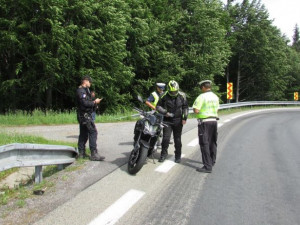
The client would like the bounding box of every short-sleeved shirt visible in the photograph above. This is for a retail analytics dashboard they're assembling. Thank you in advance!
[193,91,219,119]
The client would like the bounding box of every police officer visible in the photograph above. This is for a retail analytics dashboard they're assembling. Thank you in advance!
[145,83,166,148]
[156,80,189,163]
[145,83,166,110]
[76,76,105,161]
[193,80,219,173]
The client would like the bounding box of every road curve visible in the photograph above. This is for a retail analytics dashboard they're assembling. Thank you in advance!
[188,110,300,225]
[31,108,300,225]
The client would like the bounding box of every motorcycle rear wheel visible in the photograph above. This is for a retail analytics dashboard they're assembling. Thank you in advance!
[128,146,148,174]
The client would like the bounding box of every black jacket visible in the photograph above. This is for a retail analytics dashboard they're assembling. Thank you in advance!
[76,86,95,117]
[156,91,189,123]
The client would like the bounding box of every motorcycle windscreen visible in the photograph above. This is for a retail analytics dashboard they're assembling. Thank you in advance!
[148,115,157,126]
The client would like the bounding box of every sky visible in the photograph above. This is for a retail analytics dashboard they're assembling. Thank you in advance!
[221,0,300,42]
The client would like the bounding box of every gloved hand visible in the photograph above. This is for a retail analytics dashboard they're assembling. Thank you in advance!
[166,112,174,117]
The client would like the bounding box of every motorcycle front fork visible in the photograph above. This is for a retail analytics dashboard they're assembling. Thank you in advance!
[134,131,159,164]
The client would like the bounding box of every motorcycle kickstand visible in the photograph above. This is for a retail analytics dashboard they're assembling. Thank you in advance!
[151,152,156,164]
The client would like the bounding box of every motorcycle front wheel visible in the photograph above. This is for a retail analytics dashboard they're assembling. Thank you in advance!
[128,146,148,174]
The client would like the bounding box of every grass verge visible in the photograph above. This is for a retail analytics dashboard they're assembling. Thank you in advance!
[1,106,299,126]
[0,109,137,126]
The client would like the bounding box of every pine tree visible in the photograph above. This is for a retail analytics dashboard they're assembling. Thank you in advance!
[292,24,300,52]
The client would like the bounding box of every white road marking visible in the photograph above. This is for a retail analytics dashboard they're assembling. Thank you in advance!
[224,119,231,123]
[231,111,257,119]
[188,138,198,147]
[155,154,185,173]
[218,123,223,128]
[88,189,145,225]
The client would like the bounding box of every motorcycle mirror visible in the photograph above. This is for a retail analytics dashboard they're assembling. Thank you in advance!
[137,95,144,103]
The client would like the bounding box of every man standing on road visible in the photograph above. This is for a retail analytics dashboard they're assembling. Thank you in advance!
[156,80,189,163]
[145,83,166,110]
[76,76,105,161]
[193,80,219,173]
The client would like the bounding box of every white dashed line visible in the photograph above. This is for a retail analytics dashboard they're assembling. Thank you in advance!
[155,154,185,173]
[88,189,145,225]
[188,138,198,147]
[218,123,224,128]
[224,119,231,123]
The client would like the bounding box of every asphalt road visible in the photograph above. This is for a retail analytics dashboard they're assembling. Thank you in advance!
[32,108,300,225]
[188,110,300,225]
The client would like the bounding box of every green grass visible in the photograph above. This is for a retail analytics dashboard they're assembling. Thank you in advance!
[0,109,137,126]
[97,111,138,123]
[0,179,55,208]
[1,106,299,126]
[0,132,77,147]
[0,168,19,180]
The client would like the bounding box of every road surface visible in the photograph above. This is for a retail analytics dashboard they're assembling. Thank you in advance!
[31,108,300,225]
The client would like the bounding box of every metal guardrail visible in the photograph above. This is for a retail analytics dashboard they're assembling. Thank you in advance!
[218,101,300,109]
[131,101,300,117]
[188,101,300,113]
[0,143,78,183]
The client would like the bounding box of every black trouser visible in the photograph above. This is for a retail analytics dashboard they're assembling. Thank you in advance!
[78,121,98,153]
[198,121,218,170]
[161,122,183,159]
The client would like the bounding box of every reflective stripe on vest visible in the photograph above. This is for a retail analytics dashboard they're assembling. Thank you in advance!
[152,92,159,107]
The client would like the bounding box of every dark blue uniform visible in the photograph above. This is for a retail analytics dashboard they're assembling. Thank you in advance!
[76,86,98,156]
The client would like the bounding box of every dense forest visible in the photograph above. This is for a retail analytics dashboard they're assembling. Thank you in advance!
[1,0,300,113]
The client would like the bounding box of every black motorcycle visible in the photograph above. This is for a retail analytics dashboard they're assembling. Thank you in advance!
[127,102,167,174]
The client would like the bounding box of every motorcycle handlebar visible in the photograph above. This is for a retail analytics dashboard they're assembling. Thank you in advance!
[133,107,169,127]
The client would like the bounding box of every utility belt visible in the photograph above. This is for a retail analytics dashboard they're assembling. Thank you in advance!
[197,117,218,125]
[79,112,92,124]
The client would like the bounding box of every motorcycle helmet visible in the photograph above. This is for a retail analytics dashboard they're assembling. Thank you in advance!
[168,80,179,97]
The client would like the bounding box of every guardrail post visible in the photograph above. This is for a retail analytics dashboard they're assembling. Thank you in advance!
[57,164,64,171]
[35,166,43,183]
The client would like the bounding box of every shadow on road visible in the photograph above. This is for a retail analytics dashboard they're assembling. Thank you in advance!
[181,158,203,170]
[119,142,134,146]
[67,135,78,139]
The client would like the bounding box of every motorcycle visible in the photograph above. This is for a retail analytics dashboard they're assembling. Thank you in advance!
[127,97,169,174]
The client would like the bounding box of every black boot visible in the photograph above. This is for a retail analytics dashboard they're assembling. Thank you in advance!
[158,156,166,162]
[78,149,90,159]
[90,150,105,161]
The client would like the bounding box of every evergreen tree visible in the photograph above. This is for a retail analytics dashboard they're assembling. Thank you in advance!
[292,24,300,52]
[1,0,300,113]
[226,0,291,102]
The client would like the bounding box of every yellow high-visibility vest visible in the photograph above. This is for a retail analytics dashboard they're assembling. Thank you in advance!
[193,92,219,119]
[152,92,159,107]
